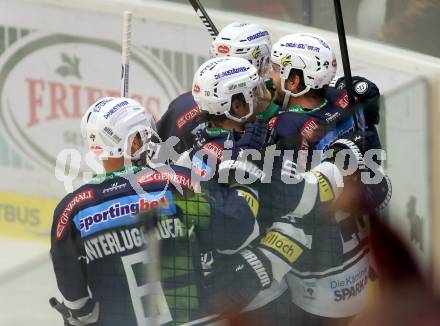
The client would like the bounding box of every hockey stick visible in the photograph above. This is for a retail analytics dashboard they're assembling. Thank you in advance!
[188,0,218,40]
[333,0,362,133]
[49,297,71,326]
[121,11,133,98]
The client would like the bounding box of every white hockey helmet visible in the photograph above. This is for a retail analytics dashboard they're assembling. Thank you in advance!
[192,57,262,122]
[271,33,337,98]
[211,22,272,78]
[81,97,155,159]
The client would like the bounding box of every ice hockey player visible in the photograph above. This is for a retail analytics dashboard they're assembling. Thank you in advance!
[211,136,392,325]
[244,32,390,324]
[50,97,266,325]
[268,33,382,168]
[156,21,273,159]
[191,53,392,325]
[190,56,272,168]
[189,55,367,325]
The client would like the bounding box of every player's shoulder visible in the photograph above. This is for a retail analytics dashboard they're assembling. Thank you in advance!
[167,91,197,114]
[189,125,231,156]
[198,133,229,161]
[54,183,97,215]
[159,91,202,131]
[136,164,194,193]
[271,109,307,134]
[52,182,98,240]
[171,90,194,104]
[325,87,351,111]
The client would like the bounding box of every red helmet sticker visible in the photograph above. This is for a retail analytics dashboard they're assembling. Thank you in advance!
[217,44,230,54]
[193,84,201,93]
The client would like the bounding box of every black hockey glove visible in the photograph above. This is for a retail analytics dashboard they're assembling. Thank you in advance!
[229,120,270,159]
[334,76,380,101]
[323,135,365,171]
[204,248,273,314]
[324,135,391,212]
[49,297,83,326]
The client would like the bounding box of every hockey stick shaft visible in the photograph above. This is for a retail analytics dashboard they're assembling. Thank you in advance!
[333,0,355,107]
[333,0,365,137]
[121,11,132,98]
[188,0,218,39]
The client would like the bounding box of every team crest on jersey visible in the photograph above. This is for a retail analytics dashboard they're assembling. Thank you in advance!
[56,189,95,240]
[303,282,317,300]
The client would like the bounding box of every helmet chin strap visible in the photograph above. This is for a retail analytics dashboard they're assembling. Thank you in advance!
[282,92,290,110]
[280,77,311,109]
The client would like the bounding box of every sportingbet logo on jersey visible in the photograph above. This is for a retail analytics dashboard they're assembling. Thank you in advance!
[74,191,176,237]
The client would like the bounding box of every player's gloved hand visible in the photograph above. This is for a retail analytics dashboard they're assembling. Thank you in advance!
[204,248,273,314]
[334,76,380,101]
[365,169,392,211]
[323,134,365,169]
[49,298,86,326]
[324,135,392,212]
[228,120,269,159]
